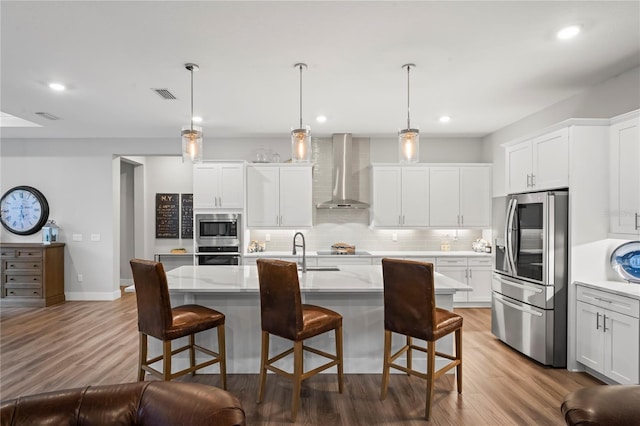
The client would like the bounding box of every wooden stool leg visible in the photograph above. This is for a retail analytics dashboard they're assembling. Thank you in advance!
[455,328,462,394]
[336,325,344,393]
[380,329,392,400]
[291,340,304,422]
[138,333,147,381]
[218,324,227,390]
[406,335,413,374]
[425,340,436,421]
[256,331,269,403]
[189,334,196,376]
[163,340,172,381]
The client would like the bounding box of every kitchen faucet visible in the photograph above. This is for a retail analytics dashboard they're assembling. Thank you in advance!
[292,232,306,273]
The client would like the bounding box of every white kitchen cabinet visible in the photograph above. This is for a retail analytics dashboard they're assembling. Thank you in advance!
[576,285,639,384]
[609,111,640,237]
[505,128,569,194]
[371,166,429,227]
[436,257,492,305]
[246,165,312,228]
[193,162,244,209]
[429,166,491,228]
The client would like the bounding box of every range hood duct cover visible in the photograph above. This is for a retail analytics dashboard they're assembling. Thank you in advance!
[316,133,370,209]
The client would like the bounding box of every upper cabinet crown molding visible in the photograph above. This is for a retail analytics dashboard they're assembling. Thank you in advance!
[500,118,611,149]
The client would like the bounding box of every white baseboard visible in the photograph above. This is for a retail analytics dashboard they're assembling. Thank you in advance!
[65,290,122,301]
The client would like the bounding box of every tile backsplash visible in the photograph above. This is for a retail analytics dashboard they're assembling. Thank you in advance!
[246,137,485,253]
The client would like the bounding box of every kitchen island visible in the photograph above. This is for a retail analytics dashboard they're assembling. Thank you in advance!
[129,264,471,373]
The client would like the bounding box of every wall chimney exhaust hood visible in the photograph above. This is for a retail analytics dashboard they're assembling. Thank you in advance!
[316,133,370,209]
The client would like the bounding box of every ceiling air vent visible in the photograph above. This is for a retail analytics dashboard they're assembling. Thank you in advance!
[152,88,177,100]
[35,112,60,120]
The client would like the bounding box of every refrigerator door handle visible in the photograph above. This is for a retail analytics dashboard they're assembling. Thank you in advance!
[493,294,543,317]
[505,198,518,274]
[494,275,543,293]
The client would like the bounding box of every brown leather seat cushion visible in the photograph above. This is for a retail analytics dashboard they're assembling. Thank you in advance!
[1,381,245,426]
[165,304,225,340]
[433,308,463,340]
[297,304,343,340]
[561,385,640,426]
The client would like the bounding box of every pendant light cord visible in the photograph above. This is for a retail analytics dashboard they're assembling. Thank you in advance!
[190,67,194,132]
[406,64,411,130]
[299,64,303,129]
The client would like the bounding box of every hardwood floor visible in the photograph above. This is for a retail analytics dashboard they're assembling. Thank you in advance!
[1,293,602,425]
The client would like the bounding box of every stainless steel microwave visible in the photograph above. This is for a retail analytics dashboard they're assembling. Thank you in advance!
[195,213,240,247]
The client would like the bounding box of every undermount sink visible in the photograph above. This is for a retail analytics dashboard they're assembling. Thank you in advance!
[298,266,340,272]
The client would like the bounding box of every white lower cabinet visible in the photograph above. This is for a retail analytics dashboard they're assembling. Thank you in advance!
[436,257,492,306]
[576,285,639,384]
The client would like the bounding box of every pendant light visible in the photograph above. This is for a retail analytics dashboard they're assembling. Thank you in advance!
[399,63,419,163]
[181,63,203,163]
[291,63,311,163]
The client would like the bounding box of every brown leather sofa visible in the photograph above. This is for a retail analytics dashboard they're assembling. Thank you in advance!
[0,381,245,426]
[561,385,640,425]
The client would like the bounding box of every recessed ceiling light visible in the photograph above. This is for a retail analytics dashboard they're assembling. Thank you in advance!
[316,115,327,123]
[557,25,581,40]
[48,82,65,91]
[192,116,203,123]
[439,116,451,123]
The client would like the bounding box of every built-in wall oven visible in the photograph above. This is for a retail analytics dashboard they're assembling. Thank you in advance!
[195,213,241,266]
[491,190,568,367]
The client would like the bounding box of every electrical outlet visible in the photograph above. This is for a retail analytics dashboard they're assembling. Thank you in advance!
[72,233,82,242]
[265,233,271,242]
[392,233,398,242]
[77,274,83,282]
[90,233,100,241]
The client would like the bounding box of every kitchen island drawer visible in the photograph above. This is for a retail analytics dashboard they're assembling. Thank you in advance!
[468,257,492,267]
[0,249,16,259]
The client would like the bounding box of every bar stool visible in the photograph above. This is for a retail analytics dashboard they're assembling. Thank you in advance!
[380,258,463,420]
[255,258,343,422]
[129,259,226,388]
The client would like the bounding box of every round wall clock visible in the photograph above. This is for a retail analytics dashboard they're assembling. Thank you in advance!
[0,186,50,235]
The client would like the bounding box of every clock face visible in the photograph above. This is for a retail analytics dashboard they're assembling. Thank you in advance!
[0,186,50,235]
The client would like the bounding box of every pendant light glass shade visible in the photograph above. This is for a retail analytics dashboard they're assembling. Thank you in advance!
[399,128,419,163]
[291,63,311,163]
[399,63,419,163]
[182,63,203,163]
[182,125,203,163]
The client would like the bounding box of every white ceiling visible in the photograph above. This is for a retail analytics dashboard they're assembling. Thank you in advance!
[1,1,639,140]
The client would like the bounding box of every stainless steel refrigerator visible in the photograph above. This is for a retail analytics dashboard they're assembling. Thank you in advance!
[491,190,568,367]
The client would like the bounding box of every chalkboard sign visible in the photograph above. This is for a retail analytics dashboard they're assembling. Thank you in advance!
[155,193,179,238]
[181,193,193,239]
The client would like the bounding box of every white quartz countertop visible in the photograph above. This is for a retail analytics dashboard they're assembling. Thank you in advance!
[135,265,472,294]
[243,250,491,258]
[574,279,640,300]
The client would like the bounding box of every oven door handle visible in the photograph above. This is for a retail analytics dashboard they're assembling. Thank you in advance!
[494,275,543,294]
[493,294,543,317]
[196,253,241,256]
